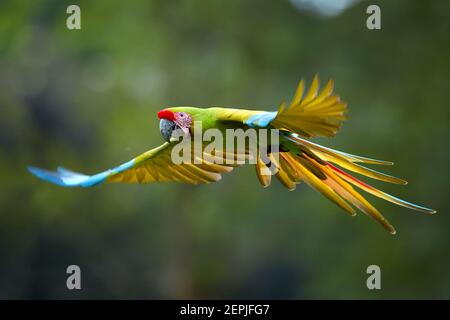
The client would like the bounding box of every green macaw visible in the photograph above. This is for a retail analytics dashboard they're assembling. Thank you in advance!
[29,76,435,234]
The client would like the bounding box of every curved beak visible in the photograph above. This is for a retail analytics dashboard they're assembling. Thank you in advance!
[159,118,176,142]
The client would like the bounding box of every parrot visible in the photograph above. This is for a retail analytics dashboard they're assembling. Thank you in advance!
[28,75,435,234]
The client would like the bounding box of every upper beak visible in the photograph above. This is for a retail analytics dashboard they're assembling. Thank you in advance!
[159,118,176,142]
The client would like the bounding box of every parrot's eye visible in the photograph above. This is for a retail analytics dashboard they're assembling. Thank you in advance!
[159,118,176,142]
[174,112,193,129]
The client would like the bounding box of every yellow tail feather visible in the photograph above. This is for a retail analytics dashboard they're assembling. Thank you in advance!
[254,136,435,233]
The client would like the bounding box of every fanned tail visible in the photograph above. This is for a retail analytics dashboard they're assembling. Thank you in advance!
[255,133,435,234]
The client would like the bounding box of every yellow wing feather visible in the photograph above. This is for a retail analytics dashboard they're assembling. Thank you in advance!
[271,75,348,137]
[107,142,236,184]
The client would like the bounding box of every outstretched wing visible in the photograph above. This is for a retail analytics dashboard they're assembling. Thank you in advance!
[244,75,347,137]
[28,142,237,187]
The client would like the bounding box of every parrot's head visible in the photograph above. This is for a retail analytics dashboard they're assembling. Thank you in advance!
[157,108,193,142]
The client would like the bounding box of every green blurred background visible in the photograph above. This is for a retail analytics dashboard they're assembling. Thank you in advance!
[0,0,449,299]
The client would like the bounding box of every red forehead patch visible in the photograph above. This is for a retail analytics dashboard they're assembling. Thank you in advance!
[157,109,175,121]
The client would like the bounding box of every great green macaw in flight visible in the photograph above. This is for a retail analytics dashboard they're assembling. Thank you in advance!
[28,76,435,234]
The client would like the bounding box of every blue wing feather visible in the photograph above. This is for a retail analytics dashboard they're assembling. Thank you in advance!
[244,112,277,128]
[28,159,136,187]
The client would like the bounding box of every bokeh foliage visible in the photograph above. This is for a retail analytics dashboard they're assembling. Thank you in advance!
[0,0,449,299]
